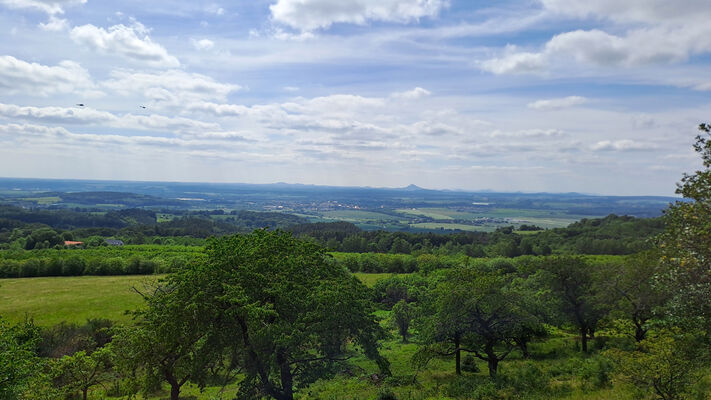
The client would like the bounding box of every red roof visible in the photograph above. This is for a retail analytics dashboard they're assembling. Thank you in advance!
[64,241,84,246]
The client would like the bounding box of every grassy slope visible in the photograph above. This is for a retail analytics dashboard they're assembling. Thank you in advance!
[0,273,673,399]
[0,273,388,325]
[0,275,157,325]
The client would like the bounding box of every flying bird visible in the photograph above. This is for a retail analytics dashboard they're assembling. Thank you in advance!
[76,103,85,107]
[139,105,146,109]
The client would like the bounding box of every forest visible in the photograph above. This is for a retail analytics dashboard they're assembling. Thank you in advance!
[1,125,710,400]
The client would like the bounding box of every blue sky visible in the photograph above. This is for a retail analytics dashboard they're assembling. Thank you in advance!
[0,0,709,195]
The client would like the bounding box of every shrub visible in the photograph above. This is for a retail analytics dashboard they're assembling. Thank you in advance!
[461,355,480,373]
[374,387,398,400]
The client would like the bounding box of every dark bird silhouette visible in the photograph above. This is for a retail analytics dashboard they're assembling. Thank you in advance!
[139,105,146,109]
[76,103,85,107]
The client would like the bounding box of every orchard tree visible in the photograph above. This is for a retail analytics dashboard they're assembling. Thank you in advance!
[608,252,667,342]
[179,230,390,400]
[416,267,536,377]
[112,275,219,400]
[391,300,413,343]
[542,257,608,352]
[52,348,113,400]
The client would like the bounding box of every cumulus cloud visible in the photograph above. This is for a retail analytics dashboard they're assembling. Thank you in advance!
[479,46,546,74]
[38,15,68,31]
[103,70,240,104]
[270,0,449,31]
[481,0,711,75]
[0,103,115,124]
[0,103,219,133]
[70,22,180,68]
[489,129,565,138]
[0,55,97,96]
[590,140,658,152]
[541,0,711,23]
[527,96,587,110]
[0,0,85,14]
[391,87,431,100]
[191,38,215,51]
[482,25,711,74]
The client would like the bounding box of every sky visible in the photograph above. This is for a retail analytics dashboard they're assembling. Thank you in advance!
[0,0,709,196]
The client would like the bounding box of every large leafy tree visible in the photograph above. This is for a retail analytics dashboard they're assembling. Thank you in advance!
[657,123,711,332]
[542,257,608,352]
[112,275,219,400]
[607,252,668,342]
[416,267,537,377]
[176,230,389,400]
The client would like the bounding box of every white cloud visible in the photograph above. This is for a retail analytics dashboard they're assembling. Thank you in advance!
[0,0,85,14]
[528,96,587,110]
[0,103,115,124]
[0,103,220,133]
[482,24,711,74]
[70,22,180,68]
[479,47,546,74]
[489,129,565,138]
[391,87,431,100]
[205,3,224,16]
[590,140,658,152]
[191,38,215,51]
[38,15,68,31]
[0,55,97,97]
[540,0,711,24]
[103,70,240,104]
[270,0,449,31]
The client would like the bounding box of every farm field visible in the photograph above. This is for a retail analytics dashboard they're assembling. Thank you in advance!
[0,273,391,325]
[0,275,155,325]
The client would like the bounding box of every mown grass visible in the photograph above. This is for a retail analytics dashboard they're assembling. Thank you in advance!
[0,273,393,326]
[0,275,159,325]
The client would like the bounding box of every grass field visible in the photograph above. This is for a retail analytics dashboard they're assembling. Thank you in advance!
[410,222,497,232]
[0,275,157,325]
[0,273,392,325]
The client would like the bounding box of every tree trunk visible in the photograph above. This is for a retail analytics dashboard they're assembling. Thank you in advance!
[165,372,181,400]
[278,351,294,400]
[454,335,461,375]
[485,343,498,378]
[516,339,530,359]
[580,325,588,353]
[488,358,499,378]
[634,319,647,342]
[170,383,180,400]
[82,387,88,400]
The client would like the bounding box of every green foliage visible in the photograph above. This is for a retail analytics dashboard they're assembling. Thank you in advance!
[539,256,609,352]
[149,230,391,400]
[51,347,114,400]
[0,317,41,400]
[416,266,539,377]
[657,123,711,332]
[606,330,708,400]
[390,300,413,343]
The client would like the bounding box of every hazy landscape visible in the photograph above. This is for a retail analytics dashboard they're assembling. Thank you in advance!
[2,1,711,400]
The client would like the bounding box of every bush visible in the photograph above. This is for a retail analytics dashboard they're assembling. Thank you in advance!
[374,387,398,400]
[461,355,480,373]
[62,256,86,276]
[506,362,549,393]
[578,355,613,389]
